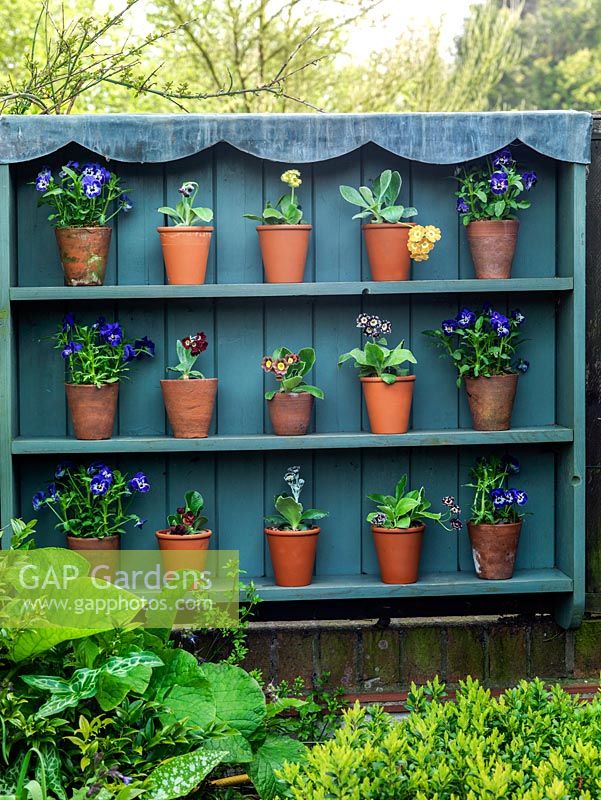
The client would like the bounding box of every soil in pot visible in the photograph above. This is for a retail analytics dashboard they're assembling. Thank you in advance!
[468,520,522,580]
[268,392,314,435]
[360,376,415,434]
[257,224,312,283]
[55,227,112,286]
[362,223,411,281]
[65,383,119,440]
[464,373,518,431]
[265,527,319,586]
[372,525,424,584]
[466,219,519,279]
[157,226,214,285]
[156,529,212,574]
[161,378,218,438]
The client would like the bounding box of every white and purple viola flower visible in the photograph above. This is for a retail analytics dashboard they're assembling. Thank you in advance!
[522,171,538,191]
[492,148,514,169]
[490,171,509,195]
[129,471,151,493]
[456,308,476,329]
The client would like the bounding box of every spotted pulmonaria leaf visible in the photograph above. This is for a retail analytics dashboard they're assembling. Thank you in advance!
[145,748,226,800]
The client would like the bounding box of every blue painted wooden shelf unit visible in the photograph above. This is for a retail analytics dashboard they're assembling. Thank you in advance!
[0,112,590,628]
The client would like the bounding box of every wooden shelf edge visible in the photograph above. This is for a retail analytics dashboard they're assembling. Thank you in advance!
[11,427,574,454]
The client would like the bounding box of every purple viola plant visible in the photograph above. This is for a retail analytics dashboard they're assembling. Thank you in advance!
[424,303,528,386]
[467,455,528,525]
[454,146,538,225]
[54,313,154,388]
[34,462,150,539]
[33,161,132,228]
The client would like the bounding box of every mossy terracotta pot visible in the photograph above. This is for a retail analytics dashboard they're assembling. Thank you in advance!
[157,226,214,285]
[268,392,314,435]
[55,226,112,286]
[65,383,119,440]
[372,524,424,584]
[265,527,319,586]
[156,529,212,573]
[257,224,312,283]
[161,378,217,438]
[468,520,522,580]
[360,376,415,434]
[66,534,120,552]
[464,373,518,431]
[362,223,411,281]
[466,219,519,279]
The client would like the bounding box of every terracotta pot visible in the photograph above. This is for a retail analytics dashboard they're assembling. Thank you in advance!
[362,223,411,281]
[265,527,319,587]
[464,373,518,431]
[268,392,314,436]
[161,378,217,438]
[466,219,519,279]
[468,520,522,580]
[360,376,415,434]
[157,226,214,285]
[257,224,311,283]
[65,383,118,440]
[372,525,424,584]
[66,534,120,551]
[55,227,112,286]
[156,528,212,574]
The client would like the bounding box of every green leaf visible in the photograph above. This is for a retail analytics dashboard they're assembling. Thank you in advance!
[249,735,306,800]
[395,475,408,499]
[185,490,204,515]
[264,390,277,401]
[338,348,368,366]
[199,662,266,739]
[402,207,418,218]
[157,206,178,217]
[274,496,304,531]
[359,186,375,205]
[364,342,385,369]
[201,732,253,764]
[384,171,401,204]
[281,376,303,391]
[243,214,263,221]
[297,347,315,375]
[301,509,328,521]
[295,385,324,399]
[96,665,152,711]
[339,185,369,208]
[263,207,285,221]
[191,207,213,223]
[386,344,417,367]
[145,748,225,800]
[381,372,397,385]
[380,206,404,223]
[375,170,391,201]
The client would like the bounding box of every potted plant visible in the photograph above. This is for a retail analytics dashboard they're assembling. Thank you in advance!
[33,162,132,286]
[367,475,461,584]
[161,331,217,438]
[54,313,155,440]
[262,347,324,435]
[244,169,311,283]
[339,169,442,281]
[455,147,538,278]
[339,314,417,434]
[424,304,529,431]
[33,461,150,551]
[156,491,212,553]
[463,455,528,579]
[157,181,214,285]
[264,466,328,587]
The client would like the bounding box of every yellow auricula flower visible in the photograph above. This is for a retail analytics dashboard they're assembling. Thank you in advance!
[281,169,302,188]
[424,225,442,242]
[408,225,424,242]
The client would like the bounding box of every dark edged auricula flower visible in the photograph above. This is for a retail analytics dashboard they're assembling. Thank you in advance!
[442,496,456,507]
[129,471,151,493]
[522,171,538,191]
[456,197,469,214]
[442,319,458,336]
[371,512,387,526]
[492,148,513,169]
[490,171,509,195]
[456,308,476,329]
[517,359,530,373]
[178,182,195,197]
[32,490,47,511]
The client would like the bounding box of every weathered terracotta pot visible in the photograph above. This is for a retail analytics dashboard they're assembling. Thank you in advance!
[257,224,311,283]
[66,534,120,551]
[268,392,314,435]
[265,527,319,587]
[360,376,415,434]
[65,383,118,440]
[372,524,424,584]
[157,226,213,285]
[161,378,217,438]
[156,529,212,574]
[464,373,518,431]
[468,520,522,580]
[466,219,519,279]
[362,223,411,281]
[55,227,112,286]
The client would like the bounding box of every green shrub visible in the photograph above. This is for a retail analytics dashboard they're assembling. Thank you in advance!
[278,677,601,799]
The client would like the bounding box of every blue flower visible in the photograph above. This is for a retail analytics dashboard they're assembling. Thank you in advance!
[32,490,47,511]
[495,322,510,338]
[59,161,80,179]
[134,336,156,357]
[47,483,60,501]
[490,488,506,508]
[492,148,513,169]
[456,308,476,329]
[82,163,111,184]
[504,489,517,505]
[456,197,469,214]
[442,319,458,336]
[92,316,106,330]
[502,455,520,474]
[121,195,133,213]
[129,471,150,493]
[61,341,83,359]
[513,489,528,506]
[62,312,76,331]
[55,461,75,478]
[35,168,52,192]
[517,359,530,374]
[490,171,509,195]
[522,171,537,191]
[511,309,525,324]
[490,312,510,337]
[82,175,102,199]
[99,322,123,347]
[90,476,110,496]
[134,518,147,529]
[482,302,494,315]
[122,344,137,362]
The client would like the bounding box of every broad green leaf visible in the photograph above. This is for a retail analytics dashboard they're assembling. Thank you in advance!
[264,390,277,401]
[395,475,408,499]
[157,206,178,217]
[359,186,375,205]
[375,170,391,201]
[339,185,369,208]
[274,496,304,531]
[184,490,204,515]
[381,373,397,384]
[364,342,385,369]
[96,664,153,711]
[294,385,324,399]
[402,207,418,218]
[380,206,404,223]
[249,735,306,800]
[145,748,225,800]
[191,207,213,222]
[386,170,402,204]
[201,732,253,763]
[263,208,285,221]
[297,347,315,375]
[301,509,328,521]
[199,662,266,739]
[265,697,308,718]
[386,344,417,367]
[281,376,302,391]
[338,348,368,366]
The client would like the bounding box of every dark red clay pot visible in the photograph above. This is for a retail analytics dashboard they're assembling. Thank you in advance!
[466,219,519,279]
[372,525,424,584]
[464,373,518,431]
[468,520,522,580]
[157,226,213,285]
[161,378,217,438]
[55,227,112,286]
[362,223,411,281]
[265,527,319,587]
[257,224,312,283]
[360,376,415,434]
[267,392,314,435]
[65,383,118,440]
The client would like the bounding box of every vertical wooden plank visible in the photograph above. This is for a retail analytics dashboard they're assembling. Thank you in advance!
[166,453,216,545]
[410,163,459,281]
[512,150,556,278]
[513,451,555,569]
[217,453,263,577]
[510,298,555,427]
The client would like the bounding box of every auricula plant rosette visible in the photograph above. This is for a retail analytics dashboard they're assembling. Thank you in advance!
[339,314,416,382]
[167,331,209,379]
[261,347,324,400]
[244,169,305,225]
[158,181,213,226]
